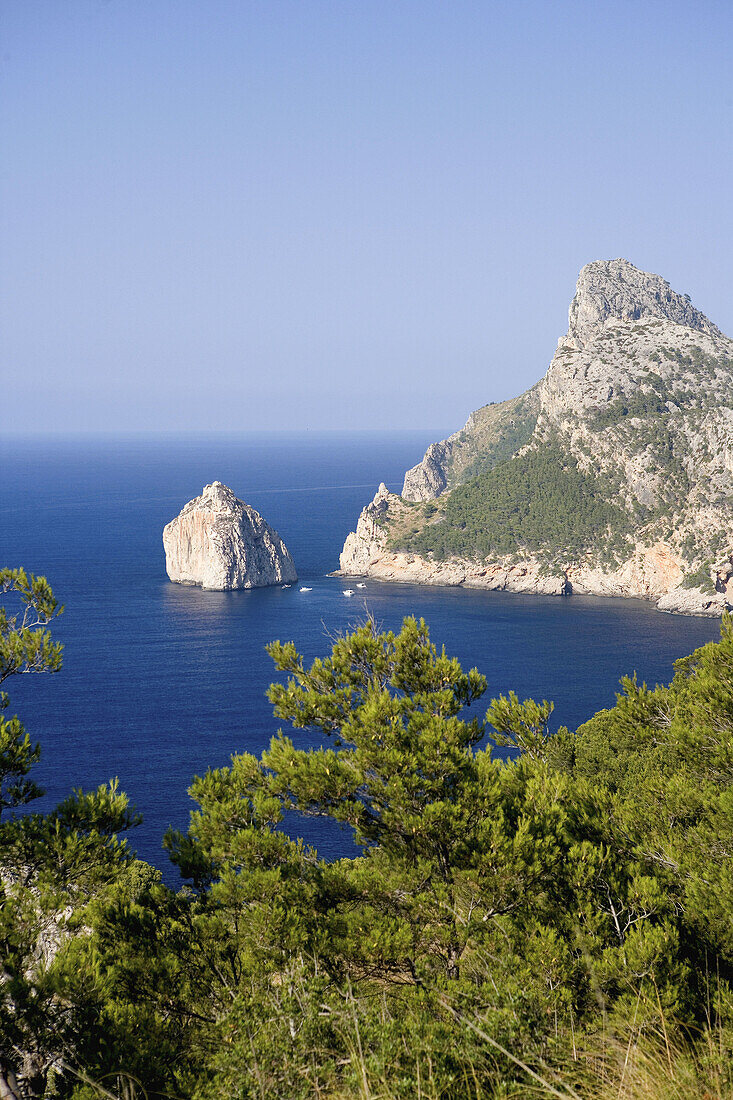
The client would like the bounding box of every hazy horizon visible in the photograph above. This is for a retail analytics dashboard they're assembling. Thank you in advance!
[1,426,452,439]
[3,1,732,434]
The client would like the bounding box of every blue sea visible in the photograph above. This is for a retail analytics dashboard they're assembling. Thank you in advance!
[0,432,722,870]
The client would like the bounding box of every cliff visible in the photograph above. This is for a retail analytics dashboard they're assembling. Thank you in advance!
[163,482,297,590]
[338,259,733,616]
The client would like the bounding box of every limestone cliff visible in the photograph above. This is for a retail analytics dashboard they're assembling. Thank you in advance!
[401,388,541,502]
[565,258,721,349]
[338,259,733,616]
[163,482,297,590]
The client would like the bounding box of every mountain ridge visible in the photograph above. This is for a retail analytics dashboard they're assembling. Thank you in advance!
[337,259,733,615]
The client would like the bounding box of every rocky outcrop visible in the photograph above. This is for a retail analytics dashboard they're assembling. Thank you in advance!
[163,482,297,590]
[402,441,454,501]
[339,483,394,574]
[566,258,721,349]
[337,495,733,615]
[401,389,541,502]
[338,260,733,616]
[657,587,732,616]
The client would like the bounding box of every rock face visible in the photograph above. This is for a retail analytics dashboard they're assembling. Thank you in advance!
[337,259,733,616]
[163,482,297,590]
[400,389,541,502]
[402,441,454,501]
[566,258,721,349]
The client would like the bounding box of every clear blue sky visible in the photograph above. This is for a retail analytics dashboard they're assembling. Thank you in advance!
[2,0,732,433]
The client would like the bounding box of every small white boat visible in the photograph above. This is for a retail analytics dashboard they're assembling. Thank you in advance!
[342,589,355,597]
[282,584,291,589]
[300,586,313,592]
[356,583,366,588]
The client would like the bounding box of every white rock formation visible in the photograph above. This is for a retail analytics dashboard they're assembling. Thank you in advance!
[402,441,455,501]
[163,482,297,590]
[566,258,721,349]
[339,483,394,574]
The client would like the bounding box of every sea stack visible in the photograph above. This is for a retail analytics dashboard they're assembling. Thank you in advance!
[163,482,298,590]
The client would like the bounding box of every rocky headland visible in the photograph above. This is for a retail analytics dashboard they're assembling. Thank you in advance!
[163,481,297,590]
[337,260,733,616]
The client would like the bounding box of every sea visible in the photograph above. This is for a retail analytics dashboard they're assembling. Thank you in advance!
[0,432,722,871]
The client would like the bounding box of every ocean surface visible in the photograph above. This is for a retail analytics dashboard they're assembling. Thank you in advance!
[0,432,722,871]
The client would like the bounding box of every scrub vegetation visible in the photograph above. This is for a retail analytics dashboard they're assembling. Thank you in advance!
[2,570,733,1099]
[453,398,539,484]
[399,443,631,562]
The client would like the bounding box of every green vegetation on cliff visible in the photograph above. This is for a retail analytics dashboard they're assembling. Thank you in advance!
[388,283,733,582]
[3,572,733,1100]
[400,442,631,562]
[450,396,539,484]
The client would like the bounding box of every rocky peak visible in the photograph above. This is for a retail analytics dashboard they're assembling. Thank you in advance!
[402,441,453,501]
[338,257,733,616]
[163,483,297,590]
[199,481,236,508]
[566,258,720,348]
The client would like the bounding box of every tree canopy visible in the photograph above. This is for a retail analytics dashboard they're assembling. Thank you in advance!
[2,571,733,1100]
[398,442,631,563]
[0,570,140,1100]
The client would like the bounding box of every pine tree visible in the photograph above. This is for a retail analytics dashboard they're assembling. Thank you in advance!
[0,569,139,1100]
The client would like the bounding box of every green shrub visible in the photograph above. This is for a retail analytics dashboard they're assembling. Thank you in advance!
[682,563,716,593]
[399,441,631,562]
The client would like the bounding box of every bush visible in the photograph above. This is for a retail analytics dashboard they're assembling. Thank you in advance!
[399,441,631,562]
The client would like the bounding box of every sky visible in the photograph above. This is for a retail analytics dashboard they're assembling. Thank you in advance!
[2,0,732,433]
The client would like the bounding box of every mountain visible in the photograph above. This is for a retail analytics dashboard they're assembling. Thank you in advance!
[337,259,733,615]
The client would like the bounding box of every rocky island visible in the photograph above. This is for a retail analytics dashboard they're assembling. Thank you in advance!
[163,481,297,590]
[337,259,733,616]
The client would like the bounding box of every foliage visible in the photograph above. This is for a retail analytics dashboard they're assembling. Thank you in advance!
[66,615,733,1098]
[0,568,65,821]
[400,442,630,562]
[456,401,539,483]
[681,562,717,593]
[0,571,140,1100]
[4,571,733,1100]
[589,384,673,431]
[0,567,64,687]
[554,615,733,965]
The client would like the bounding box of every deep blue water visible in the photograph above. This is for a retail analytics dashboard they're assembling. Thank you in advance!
[0,432,722,870]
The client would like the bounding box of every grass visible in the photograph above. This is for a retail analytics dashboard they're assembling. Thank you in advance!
[64,1015,733,1100]
[321,1026,733,1100]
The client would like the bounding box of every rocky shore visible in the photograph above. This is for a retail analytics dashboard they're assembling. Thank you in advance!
[334,485,732,616]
